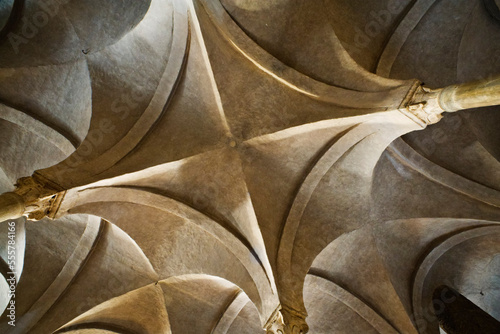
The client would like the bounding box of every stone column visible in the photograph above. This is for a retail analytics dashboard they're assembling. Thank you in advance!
[438,76,500,112]
[0,175,65,222]
[401,75,500,126]
[0,192,25,222]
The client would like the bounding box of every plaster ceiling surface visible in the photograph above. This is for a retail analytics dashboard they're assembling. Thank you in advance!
[0,0,499,333]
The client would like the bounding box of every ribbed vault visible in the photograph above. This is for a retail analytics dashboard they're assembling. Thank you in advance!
[0,0,499,333]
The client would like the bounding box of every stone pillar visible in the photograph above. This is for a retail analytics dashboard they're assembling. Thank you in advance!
[401,75,500,126]
[438,76,500,112]
[0,175,65,222]
[0,192,25,222]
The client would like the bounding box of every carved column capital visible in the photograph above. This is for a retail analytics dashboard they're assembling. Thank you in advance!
[400,83,445,127]
[265,306,309,334]
[13,174,65,221]
[400,75,500,127]
[265,307,285,334]
[281,305,309,334]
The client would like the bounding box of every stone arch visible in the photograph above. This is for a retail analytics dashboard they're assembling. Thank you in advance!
[0,213,159,334]
[432,285,500,333]
[412,225,500,334]
[55,274,265,334]
[56,186,280,327]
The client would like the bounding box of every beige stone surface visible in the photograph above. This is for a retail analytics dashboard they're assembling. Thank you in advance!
[0,0,499,333]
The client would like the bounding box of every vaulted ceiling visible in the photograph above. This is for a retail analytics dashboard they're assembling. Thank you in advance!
[0,0,499,333]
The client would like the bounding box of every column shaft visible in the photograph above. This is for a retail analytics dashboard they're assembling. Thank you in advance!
[0,192,25,222]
